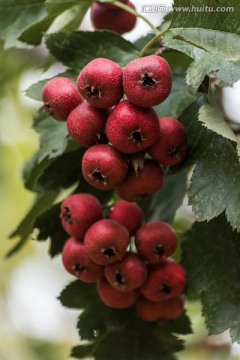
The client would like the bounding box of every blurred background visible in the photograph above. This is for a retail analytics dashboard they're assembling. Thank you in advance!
[1,1,240,359]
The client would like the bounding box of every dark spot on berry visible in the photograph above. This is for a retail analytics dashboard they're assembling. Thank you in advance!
[86,85,99,98]
[92,170,106,183]
[44,102,54,115]
[62,206,73,225]
[130,130,144,144]
[142,72,156,87]
[168,146,179,158]
[74,264,87,272]
[103,248,117,258]
[153,244,165,256]
[161,283,172,294]
[115,270,126,286]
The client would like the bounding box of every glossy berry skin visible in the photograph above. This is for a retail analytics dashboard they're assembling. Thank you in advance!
[116,159,164,202]
[123,55,172,107]
[62,237,103,282]
[91,2,136,35]
[97,278,138,309]
[104,253,147,292]
[136,295,184,321]
[84,219,130,265]
[82,144,128,191]
[135,221,177,264]
[110,200,144,236]
[77,58,124,109]
[42,77,82,121]
[67,102,109,147]
[106,100,160,154]
[148,117,188,165]
[141,259,186,302]
[60,193,103,239]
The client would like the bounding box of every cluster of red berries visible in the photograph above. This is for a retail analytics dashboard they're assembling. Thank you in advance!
[42,55,187,202]
[90,0,137,35]
[60,193,186,321]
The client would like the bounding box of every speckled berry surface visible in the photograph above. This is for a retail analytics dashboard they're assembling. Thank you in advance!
[123,55,172,107]
[106,100,160,154]
[135,221,177,263]
[77,58,124,108]
[62,237,103,282]
[97,278,138,309]
[67,102,109,147]
[82,144,128,190]
[60,193,103,238]
[110,200,144,235]
[104,252,147,292]
[141,259,186,302]
[148,117,188,165]
[42,77,82,121]
[84,219,130,265]
[116,159,164,202]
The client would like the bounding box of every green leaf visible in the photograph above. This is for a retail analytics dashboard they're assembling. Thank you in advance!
[46,30,139,70]
[178,99,240,231]
[46,0,92,14]
[71,344,95,359]
[182,215,240,341]
[34,203,68,257]
[0,0,47,47]
[58,280,97,309]
[8,191,59,257]
[154,73,197,119]
[163,33,240,90]
[148,172,187,224]
[170,0,240,34]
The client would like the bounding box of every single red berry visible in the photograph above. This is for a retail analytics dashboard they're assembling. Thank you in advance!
[60,193,103,238]
[62,237,103,282]
[66,102,109,147]
[106,100,160,154]
[77,58,124,108]
[84,219,130,265]
[110,200,144,236]
[82,144,128,191]
[97,278,138,309]
[91,1,136,34]
[116,159,164,202]
[141,259,186,302]
[135,221,177,263]
[104,252,147,292]
[123,55,172,107]
[136,295,184,321]
[42,77,82,121]
[148,117,188,165]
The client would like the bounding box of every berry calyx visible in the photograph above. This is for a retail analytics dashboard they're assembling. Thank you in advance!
[148,117,188,165]
[141,259,186,302]
[91,1,136,35]
[116,159,164,202]
[106,100,160,154]
[62,237,103,282]
[67,102,109,147]
[110,200,144,236]
[60,193,103,238]
[104,252,147,292]
[97,278,138,309]
[77,58,124,108]
[135,221,177,263]
[84,219,130,265]
[42,77,82,121]
[123,55,172,107]
[82,144,128,191]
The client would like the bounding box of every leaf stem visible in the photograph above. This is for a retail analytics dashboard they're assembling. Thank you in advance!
[111,0,160,35]
[139,29,169,57]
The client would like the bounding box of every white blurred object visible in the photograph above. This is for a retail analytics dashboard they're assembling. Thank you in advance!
[7,242,79,342]
[222,81,240,124]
